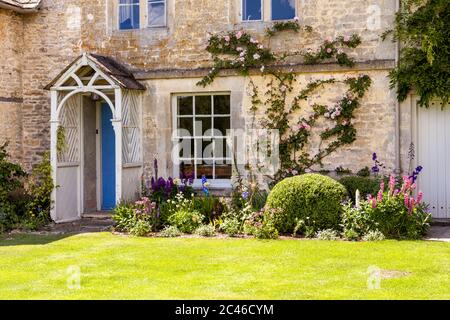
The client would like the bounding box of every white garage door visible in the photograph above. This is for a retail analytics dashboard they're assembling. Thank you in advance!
[417,100,450,219]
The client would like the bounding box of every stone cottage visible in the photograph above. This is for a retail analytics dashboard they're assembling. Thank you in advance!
[0,0,448,222]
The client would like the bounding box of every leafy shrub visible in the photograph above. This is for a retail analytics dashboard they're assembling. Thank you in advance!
[340,202,375,240]
[243,209,279,239]
[129,219,151,237]
[362,230,385,242]
[315,229,339,241]
[339,176,381,203]
[193,196,226,222]
[220,217,241,237]
[24,153,55,226]
[159,226,182,238]
[168,209,203,234]
[266,174,347,233]
[165,193,204,233]
[194,224,216,237]
[112,197,158,236]
[348,176,431,239]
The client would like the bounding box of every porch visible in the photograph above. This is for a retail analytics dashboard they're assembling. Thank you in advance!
[45,53,146,223]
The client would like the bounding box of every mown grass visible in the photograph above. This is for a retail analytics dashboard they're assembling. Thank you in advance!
[0,232,448,299]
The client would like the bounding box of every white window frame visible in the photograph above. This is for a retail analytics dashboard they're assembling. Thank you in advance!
[241,0,264,22]
[240,0,297,22]
[118,0,141,30]
[172,93,233,189]
[147,0,167,28]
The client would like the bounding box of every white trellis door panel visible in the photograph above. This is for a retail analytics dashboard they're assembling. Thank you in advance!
[417,101,450,219]
[55,95,82,222]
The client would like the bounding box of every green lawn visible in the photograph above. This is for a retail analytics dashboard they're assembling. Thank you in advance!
[0,232,448,299]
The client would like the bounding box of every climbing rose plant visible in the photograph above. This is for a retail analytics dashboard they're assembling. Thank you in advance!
[198,20,371,181]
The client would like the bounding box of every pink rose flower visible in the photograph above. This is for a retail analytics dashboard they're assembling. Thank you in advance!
[224,35,230,42]
[236,30,244,39]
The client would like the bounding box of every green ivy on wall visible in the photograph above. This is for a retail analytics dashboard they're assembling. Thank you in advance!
[382,0,449,107]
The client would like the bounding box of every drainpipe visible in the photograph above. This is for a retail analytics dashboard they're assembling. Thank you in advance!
[394,0,401,174]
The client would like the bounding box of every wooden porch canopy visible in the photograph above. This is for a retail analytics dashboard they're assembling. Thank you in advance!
[46,53,145,222]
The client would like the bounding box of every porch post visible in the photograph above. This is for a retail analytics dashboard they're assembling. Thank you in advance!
[50,89,59,221]
[112,88,123,205]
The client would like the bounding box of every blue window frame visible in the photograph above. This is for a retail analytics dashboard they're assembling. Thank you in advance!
[242,0,262,21]
[119,0,140,30]
[148,0,166,27]
[271,0,295,20]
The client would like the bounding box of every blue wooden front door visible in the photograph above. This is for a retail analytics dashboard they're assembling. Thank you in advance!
[101,103,116,210]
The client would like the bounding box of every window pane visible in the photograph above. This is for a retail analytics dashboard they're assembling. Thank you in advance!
[177,139,194,159]
[177,118,193,136]
[195,117,212,136]
[148,1,165,27]
[243,0,262,21]
[215,163,232,179]
[214,95,230,114]
[196,138,214,159]
[214,138,232,159]
[177,96,193,115]
[213,117,230,136]
[195,96,212,115]
[119,1,140,30]
[197,161,214,179]
[271,0,295,20]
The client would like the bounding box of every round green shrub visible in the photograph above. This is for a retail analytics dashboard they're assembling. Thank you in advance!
[266,174,347,233]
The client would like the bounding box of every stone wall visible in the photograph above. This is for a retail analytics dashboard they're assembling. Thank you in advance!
[0,9,23,161]
[0,0,399,171]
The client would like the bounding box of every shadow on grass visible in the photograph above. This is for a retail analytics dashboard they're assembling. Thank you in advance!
[0,233,72,246]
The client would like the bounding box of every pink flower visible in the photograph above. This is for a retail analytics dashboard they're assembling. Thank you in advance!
[344,35,350,42]
[417,191,423,203]
[409,197,415,214]
[404,195,410,208]
[379,181,385,193]
[293,16,300,22]
[371,198,377,208]
[224,35,230,42]
[236,30,244,39]
[250,37,258,44]
[377,189,383,202]
[326,48,332,54]
[258,44,264,49]
[280,85,287,92]
[337,49,344,55]
[389,175,395,196]
[236,47,244,51]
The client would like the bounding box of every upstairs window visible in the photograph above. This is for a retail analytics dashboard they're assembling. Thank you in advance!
[119,0,140,30]
[271,0,296,20]
[148,0,166,27]
[242,0,263,21]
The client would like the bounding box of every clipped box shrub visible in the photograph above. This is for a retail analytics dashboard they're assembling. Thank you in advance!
[266,174,347,233]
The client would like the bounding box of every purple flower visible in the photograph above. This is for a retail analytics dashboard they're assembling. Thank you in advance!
[242,191,249,200]
[372,153,377,161]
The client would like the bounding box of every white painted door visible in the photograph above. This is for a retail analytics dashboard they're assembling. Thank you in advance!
[55,95,82,222]
[416,100,450,219]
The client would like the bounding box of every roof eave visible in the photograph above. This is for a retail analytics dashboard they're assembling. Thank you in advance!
[0,1,41,13]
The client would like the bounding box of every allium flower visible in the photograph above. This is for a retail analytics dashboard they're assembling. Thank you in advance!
[253,53,261,60]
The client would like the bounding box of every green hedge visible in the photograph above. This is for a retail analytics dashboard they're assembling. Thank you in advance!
[266,174,347,233]
[338,176,381,203]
